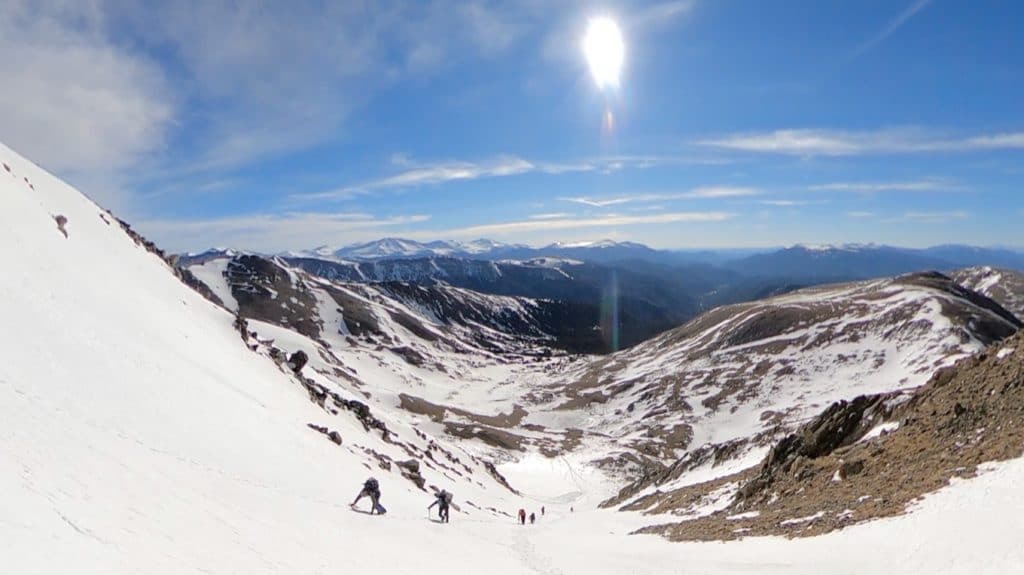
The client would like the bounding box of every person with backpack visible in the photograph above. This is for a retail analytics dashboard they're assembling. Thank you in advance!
[529,512,536,525]
[351,477,385,514]
[428,489,452,523]
[518,508,526,525]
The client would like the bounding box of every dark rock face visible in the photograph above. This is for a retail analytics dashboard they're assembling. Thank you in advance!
[391,346,425,367]
[288,350,308,373]
[739,394,895,499]
[397,459,420,473]
[53,214,68,238]
[639,332,1024,542]
[306,423,343,446]
[225,255,322,340]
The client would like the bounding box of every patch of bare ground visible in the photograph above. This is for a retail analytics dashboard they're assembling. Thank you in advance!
[637,331,1024,541]
[398,393,528,427]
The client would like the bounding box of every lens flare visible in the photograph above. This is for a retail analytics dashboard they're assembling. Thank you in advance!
[600,269,621,351]
[583,17,624,90]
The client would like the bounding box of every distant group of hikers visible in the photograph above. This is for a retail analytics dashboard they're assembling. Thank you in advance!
[349,477,452,522]
[349,477,560,526]
[517,505,545,525]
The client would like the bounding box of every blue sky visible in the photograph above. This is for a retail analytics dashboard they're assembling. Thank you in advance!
[2,0,1023,252]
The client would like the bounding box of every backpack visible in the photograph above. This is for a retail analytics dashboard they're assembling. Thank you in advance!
[364,478,379,492]
[443,491,453,505]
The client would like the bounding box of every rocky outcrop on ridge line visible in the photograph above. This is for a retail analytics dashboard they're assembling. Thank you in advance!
[638,331,1024,541]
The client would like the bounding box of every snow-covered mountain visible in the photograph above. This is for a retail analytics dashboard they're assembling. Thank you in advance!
[953,266,1024,320]
[731,244,1024,280]
[544,272,1019,471]
[0,141,574,573]
[294,237,674,265]
[295,237,525,261]
[185,252,606,354]
[275,253,717,350]
[7,137,1024,573]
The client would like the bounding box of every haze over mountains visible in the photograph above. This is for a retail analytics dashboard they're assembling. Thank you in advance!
[270,237,1024,275]
[183,238,1024,353]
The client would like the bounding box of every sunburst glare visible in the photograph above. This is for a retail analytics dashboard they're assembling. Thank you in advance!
[583,17,624,90]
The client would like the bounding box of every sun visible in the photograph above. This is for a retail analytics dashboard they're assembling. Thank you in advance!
[583,17,625,90]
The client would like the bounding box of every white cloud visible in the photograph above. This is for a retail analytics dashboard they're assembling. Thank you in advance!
[560,186,758,207]
[138,212,430,253]
[4,0,554,192]
[298,156,537,200]
[808,180,954,193]
[901,210,969,223]
[441,211,734,238]
[687,186,760,198]
[560,196,634,208]
[701,128,1024,157]
[630,1,697,29]
[853,0,933,56]
[0,1,174,210]
[297,155,660,200]
[528,212,572,220]
[759,200,808,207]
[965,133,1024,149]
[846,211,875,218]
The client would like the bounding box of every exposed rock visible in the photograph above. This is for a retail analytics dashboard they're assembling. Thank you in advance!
[52,214,68,238]
[391,345,426,367]
[638,331,1024,542]
[306,423,343,446]
[288,350,309,373]
[397,459,420,474]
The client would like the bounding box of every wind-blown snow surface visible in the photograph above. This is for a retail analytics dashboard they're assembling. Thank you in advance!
[3,141,1024,573]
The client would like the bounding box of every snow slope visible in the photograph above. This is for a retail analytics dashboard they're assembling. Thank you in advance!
[953,266,1024,320]
[541,274,1019,471]
[3,140,1024,573]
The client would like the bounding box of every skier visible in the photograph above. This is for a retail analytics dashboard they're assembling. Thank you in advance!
[518,508,526,525]
[529,512,536,525]
[351,477,385,514]
[428,489,452,523]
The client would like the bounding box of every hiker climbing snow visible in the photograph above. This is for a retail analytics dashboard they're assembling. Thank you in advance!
[428,489,453,523]
[518,508,526,525]
[351,477,385,514]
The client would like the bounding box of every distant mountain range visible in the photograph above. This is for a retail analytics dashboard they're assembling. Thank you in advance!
[264,237,1024,275]
[178,239,1024,352]
[727,244,1024,280]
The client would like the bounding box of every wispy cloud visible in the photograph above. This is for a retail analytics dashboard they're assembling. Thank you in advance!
[759,200,808,207]
[886,210,970,224]
[561,195,630,206]
[138,212,430,253]
[295,155,665,200]
[687,186,760,198]
[853,0,933,56]
[808,179,958,193]
[630,1,697,29]
[0,2,174,211]
[560,186,759,207]
[528,212,573,220]
[442,211,735,238]
[846,211,875,218]
[701,128,1024,157]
